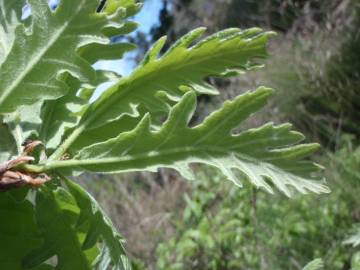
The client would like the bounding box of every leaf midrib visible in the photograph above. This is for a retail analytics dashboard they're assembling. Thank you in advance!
[45,145,244,170]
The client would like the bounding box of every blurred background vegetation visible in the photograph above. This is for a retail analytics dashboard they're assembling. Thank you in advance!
[82,0,360,269]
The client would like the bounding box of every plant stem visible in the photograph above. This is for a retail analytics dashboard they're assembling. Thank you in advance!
[48,82,121,161]
[22,164,45,173]
[48,124,86,161]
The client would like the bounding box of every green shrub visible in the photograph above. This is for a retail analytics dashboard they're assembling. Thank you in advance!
[156,141,360,269]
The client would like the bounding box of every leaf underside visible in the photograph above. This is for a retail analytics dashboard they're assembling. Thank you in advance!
[69,88,328,197]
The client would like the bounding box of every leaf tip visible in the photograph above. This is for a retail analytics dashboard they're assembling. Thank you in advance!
[255,86,275,99]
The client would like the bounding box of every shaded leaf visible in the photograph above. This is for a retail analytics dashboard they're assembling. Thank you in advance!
[0,192,42,270]
[0,123,17,162]
[4,102,43,151]
[23,187,94,270]
[39,76,91,150]
[65,179,131,270]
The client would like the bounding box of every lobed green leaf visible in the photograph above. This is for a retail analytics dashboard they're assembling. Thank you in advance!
[46,88,329,196]
[65,179,131,270]
[55,28,275,156]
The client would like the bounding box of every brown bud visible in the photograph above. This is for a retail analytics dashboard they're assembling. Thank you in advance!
[23,140,43,155]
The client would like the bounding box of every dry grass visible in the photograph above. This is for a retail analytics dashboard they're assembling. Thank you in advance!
[79,170,190,266]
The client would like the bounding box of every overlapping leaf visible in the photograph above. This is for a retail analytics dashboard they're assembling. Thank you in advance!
[9,181,131,270]
[65,179,131,270]
[38,69,128,151]
[54,28,275,157]
[0,0,139,114]
[23,187,94,270]
[1,0,139,151]
[87,27,274,130]
[4,101,43,153]
[45,88,329,196]
[38,75,96,151]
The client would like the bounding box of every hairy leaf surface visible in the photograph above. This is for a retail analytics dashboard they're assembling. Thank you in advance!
[0,0,25,64]
[0,0,138,114]
[46,88,328,196]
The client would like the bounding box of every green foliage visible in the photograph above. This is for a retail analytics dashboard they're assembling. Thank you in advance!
[0,123,16,163]
[63,27,275,153]
[0,0,329,268]
[302,259,324,270]
[345,228,360,247]
[0,191,42,270]
[62,88,327,196]
[65,179,131,270]
[336,141,360,251]
[155,160,355,269]
[8,181,130,270]
[154,137,360,269]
